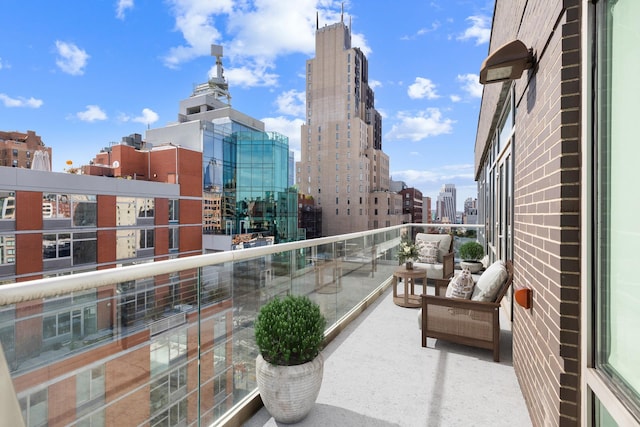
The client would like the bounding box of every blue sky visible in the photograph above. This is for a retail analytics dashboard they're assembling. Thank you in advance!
[1,0,493,208]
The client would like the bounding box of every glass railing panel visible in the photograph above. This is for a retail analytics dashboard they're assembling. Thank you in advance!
[0,224,486,426]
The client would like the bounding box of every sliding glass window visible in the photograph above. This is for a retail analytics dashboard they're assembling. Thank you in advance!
[594,0,640,420]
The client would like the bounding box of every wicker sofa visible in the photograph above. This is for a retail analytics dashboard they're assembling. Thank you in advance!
[412,233,455,283]
[420,260,513,362]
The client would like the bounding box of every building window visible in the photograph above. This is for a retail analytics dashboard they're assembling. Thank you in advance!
[0,235,16,265]
[71,195,97,227]
[0,191,15,220]
[169,227,179,251]
[118,278,155,327]
[592,0,640,419]
[150,365,187,426]
[43,232,96,265]
[42,290,97,346]
[168,199,179,222]
[19,389,48,427]
[138,229,155,250]
[138,198,155,218]
[12,149,18,157]
[76,365,106,425]
[43,233,71,259]
[335,209,339,215]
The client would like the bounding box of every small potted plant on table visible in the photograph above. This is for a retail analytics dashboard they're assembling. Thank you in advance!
[254,295,327,423]
[458,241,485,273]
[397,234,420,269]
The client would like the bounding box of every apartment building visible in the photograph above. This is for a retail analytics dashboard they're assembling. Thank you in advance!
[0,141,202,285]
[476,1,639,425]
[0,130,51,170]
[296,17,404,236]
[399,187,423,224]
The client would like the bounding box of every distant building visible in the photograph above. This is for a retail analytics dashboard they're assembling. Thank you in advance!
[296,16,404,235]
[463,197,478,224]
[0,130,51,170]
[389,179,406,193]
[1,142,203,284]
[422,196,432,224]
[399,187,423,224]
[297,193,322,239]
[145,46,297,250]
[436,184,456,223]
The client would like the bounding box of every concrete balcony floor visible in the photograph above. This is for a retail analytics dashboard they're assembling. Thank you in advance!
[244,285,532,427]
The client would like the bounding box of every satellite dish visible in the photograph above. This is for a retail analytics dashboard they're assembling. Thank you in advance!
[112,161,120,168]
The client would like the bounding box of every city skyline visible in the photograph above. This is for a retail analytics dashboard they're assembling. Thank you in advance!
[0,0,493,207]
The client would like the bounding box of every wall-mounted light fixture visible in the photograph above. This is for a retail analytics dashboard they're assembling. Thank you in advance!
[479,39,534,85]
[515,287,532,310]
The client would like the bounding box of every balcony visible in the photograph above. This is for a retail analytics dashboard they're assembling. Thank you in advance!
[0,224,529,426]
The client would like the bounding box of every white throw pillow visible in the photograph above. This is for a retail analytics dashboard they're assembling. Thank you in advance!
[471,260,508,302]
[445,268,475,299]
[419,241,438,264]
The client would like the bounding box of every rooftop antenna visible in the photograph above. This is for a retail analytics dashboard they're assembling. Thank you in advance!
[192,44,231,105]
[341,3,344,22]
[316,11,319,30]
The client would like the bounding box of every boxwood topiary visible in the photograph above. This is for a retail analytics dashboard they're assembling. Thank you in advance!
[254,295,326,366]
[458,241,484,261]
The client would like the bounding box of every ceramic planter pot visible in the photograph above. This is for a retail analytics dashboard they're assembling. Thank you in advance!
[460,260,483,274]
[256,353,324,423]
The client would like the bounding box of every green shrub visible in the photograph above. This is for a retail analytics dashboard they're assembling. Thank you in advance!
[458,241,484,261]
[254,295,326,366]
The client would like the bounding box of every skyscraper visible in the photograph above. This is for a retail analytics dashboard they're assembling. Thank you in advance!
[296,16,403,236]
[436,183,456,223]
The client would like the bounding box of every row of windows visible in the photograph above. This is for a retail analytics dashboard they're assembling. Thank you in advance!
[0,192,180,224]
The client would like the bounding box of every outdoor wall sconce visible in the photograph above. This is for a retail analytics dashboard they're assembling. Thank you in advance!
[479,39,535,84]
[514,287,532,310]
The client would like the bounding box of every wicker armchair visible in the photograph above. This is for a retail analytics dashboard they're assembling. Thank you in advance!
[412,233,455,283]
[420,260,513,362]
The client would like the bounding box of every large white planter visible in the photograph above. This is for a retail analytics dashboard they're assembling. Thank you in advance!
[256,353,324,424]
[460,261,483,274]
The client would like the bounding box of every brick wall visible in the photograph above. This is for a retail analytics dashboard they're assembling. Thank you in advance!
[476,1,582,425]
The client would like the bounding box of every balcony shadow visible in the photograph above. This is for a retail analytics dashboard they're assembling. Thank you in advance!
[244,403,400,427]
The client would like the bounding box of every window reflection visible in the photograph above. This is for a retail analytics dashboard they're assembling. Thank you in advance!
[0,191,16,219]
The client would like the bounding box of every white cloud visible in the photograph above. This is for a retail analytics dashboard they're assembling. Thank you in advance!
[400,22,441,40]
[0,57,5,69]
[458,15,490,45]
[55,41,89,75]
[407,77,439,100]
[224,63,279,88]
[275,90,305,116]
[450,94,461,102]
[457,73,483,98]
[369,79,382,89]
[391,164,474,186]
[132,108,159,125]
[164,0,367,88]
[350,32,371,57]
[76,105,107,122]
[385,108,454,142]
[116,0,134,20]
[0,93,43,108]
[261,116,304,162]
[162,0,233,68]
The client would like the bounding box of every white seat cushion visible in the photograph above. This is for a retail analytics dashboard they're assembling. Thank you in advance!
[471,260,508,302]
[413,261,445,279]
